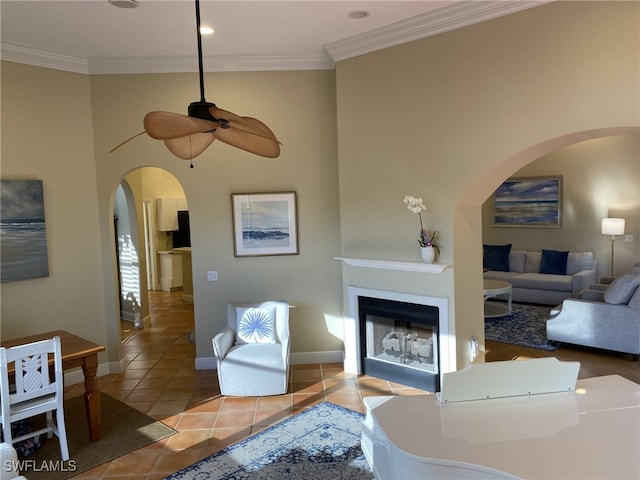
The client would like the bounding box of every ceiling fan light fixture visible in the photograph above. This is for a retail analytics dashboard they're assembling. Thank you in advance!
[108,0,139,9]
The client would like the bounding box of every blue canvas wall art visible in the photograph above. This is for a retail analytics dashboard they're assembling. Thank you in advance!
[1,179,50,282]
[492,176,562,228]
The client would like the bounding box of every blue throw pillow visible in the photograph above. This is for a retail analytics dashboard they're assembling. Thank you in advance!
[540,249,569,275]
[483,244,512,272]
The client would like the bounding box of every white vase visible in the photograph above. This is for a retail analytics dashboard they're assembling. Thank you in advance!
[421,246,436,263]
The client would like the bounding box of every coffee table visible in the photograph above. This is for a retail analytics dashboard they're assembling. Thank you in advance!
[483,279,512,317]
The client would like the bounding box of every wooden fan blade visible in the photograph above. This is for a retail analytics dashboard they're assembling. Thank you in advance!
[163,133,215,160]
[210,107,280,143]
[242,116,281,143]
[209,107,281,158]
[212,127,280,158]
[240,117,282,157]
[109,131,146,153]
[144,111,219,140]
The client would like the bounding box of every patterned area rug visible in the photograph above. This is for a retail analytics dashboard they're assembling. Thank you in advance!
[485,302,558,351]
[164,402,373,480]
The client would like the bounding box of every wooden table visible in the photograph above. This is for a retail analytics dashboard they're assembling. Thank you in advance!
[2,330,106,441]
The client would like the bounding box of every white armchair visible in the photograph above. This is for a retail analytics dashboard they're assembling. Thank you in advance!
[0,443,27,480]
[212,301,290,396]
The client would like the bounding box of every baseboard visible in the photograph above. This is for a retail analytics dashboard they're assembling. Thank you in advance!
[194,350,345,371]
[195,356,217,370]
[79,351,346,382]
[64,362,115,386]
[290,350,344,365]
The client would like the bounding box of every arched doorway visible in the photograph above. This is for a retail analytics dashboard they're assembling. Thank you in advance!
[114,181,143,337]
[453,126,640,368]
[112,167,192,341]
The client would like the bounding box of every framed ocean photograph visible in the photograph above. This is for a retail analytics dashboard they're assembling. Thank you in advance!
[492,176,562,228]
[232,192,299,257]
[1,179,50,282]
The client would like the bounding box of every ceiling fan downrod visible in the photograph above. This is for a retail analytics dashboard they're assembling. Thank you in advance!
[187,0,218,123]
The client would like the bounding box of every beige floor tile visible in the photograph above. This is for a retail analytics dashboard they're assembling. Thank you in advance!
[214,410,255,428]
[164,429,212,451]
[175,412,218,430]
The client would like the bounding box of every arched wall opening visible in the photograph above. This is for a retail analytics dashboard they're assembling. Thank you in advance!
[106,167,191,368]
[453,126,640,367]
[114,180,143,328]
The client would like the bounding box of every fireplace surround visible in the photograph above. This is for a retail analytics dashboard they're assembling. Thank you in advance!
[345,286,452,392]
[359,295,440,391]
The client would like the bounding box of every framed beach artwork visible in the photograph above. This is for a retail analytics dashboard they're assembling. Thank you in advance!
[1,179,50,282]
[492,176,562,228]
[232,192,299,257]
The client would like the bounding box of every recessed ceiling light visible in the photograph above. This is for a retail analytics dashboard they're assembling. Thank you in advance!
[348,10,370,20]
[200,26,214,35]
[108,0,139,8]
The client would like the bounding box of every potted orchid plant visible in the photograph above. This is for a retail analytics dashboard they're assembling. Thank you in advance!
[403,195,439,261]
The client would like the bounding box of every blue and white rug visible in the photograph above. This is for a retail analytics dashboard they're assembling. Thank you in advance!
[164,402,374,480]
[485,303,558,351]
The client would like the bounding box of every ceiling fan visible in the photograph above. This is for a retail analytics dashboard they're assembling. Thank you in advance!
[110,0,281,165]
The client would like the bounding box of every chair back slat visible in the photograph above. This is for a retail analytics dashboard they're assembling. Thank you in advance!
[0,336,68,460]
[13,352,51,392]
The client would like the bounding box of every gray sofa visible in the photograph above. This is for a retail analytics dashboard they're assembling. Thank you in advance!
[546,265,640,356]
[483,248,598,306]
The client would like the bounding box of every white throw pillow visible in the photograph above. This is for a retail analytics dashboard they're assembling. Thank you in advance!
[235,306,276,344]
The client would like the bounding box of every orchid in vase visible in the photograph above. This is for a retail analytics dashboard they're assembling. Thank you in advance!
[403,195,440,254]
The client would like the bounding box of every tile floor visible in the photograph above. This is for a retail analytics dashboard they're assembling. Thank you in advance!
[66,290,424,479]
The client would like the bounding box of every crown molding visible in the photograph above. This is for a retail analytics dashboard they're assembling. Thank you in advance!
[88,53,334,75]
[1,42,334,74]
[1,1,549,75]
[325,0,551,62]
[1,42,89,74]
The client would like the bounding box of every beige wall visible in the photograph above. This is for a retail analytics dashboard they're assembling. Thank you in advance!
[0,64,110,359]
[482,135,640,277]
[336,1,639,368]
[1,0,638,377]
[89,69,343,363]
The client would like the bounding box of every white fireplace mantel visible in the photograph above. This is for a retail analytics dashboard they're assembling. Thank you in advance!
[336,257,452,274]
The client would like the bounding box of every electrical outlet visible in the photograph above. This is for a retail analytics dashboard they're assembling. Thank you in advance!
[470,336,478,360]
[624,234,634,243]
[207,271,218,282]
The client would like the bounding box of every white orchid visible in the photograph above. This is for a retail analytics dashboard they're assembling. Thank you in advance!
[403,195,426,214]
[403,195,439,252]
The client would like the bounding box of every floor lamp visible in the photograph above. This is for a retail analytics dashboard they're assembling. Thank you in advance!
[601,218,625,277]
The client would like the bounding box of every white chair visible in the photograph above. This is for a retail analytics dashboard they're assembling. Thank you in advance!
[0,336,69,461]
[0,443,28,480]
[213,301,290,396]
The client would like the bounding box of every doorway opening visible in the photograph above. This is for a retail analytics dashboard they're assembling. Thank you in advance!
[113,168,192,343]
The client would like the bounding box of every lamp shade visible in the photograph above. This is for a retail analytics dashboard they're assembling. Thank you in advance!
[601,218,625,235]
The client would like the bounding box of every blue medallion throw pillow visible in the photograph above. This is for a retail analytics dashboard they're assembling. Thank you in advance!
[483,244,512,272]
[539,249,569,275]
[236,307,276,344]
